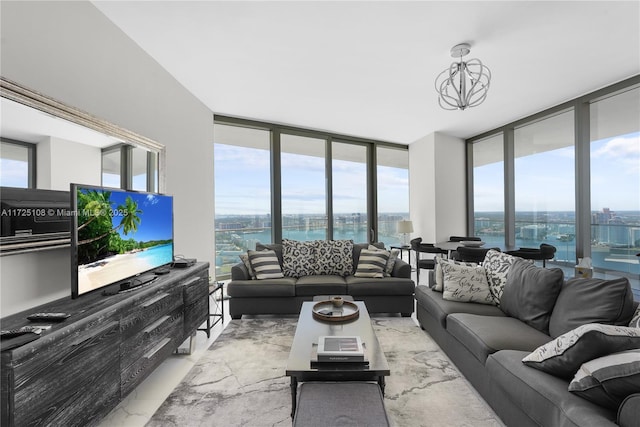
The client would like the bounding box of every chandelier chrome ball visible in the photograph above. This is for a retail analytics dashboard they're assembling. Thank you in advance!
[435,43,491,111]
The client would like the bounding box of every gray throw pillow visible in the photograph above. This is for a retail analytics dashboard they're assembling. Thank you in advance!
[629,305,640,328]
[569,349,640,410]
[549,277,635,338]
[500,259,564,334]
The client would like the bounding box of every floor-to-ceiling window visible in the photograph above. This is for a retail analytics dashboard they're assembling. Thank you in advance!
[213,117,409,279]
[281,134,328,241]
[332,141,368,242]
[376,145,409,247]
[468,76,640,299]
[590,86,640,279]
[472,133,504,246]
[213,124,272,278]
[514,110,575,263]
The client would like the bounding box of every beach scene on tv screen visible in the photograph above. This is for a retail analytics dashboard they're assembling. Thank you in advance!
[76,187,173,294]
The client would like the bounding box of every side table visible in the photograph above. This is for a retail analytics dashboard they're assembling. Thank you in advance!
[197,281,225,338]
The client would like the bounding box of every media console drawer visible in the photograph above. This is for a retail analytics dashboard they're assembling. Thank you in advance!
[11,320,121,427]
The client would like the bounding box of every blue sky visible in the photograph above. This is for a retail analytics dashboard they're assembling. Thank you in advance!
[473,132,640,212]
[79,187,173,242]
[214,143,409,216]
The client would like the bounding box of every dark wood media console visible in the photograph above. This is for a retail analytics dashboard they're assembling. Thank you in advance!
[0,262,209,427]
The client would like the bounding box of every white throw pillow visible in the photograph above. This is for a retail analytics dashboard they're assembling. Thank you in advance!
[483,249,520,305]
[434,257,478,292]
[441,262,495,305]
[368,245,399,277]
[247,249,284,279]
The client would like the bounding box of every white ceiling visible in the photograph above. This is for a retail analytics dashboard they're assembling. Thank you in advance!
[92,1,640,144]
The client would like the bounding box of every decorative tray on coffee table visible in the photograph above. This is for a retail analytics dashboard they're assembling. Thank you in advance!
[312,300,360,322]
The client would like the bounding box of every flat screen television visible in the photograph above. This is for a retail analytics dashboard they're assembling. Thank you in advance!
[70,183,174,298]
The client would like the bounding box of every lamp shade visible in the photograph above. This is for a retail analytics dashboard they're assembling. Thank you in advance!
[397,220,414,234]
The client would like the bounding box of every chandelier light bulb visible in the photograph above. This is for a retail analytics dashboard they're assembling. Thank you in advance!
[435,43,491,111]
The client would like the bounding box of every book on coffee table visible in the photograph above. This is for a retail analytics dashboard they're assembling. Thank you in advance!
[316,336,365,362]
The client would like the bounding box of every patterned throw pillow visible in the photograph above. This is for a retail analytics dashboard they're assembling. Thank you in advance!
[354,248,389,278]
[441,262,495,305]
[568,349,640,410]
[434,257,477,292]
[315,240,354,276]
[238,253,256,279]
[282,239,317,278]
[629,305,640,328]
[522,323,640,378]
[483,249,519,305]
[247,249,284,280]
[368,245,399,277]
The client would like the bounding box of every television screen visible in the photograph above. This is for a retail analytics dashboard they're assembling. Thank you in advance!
[70,183,174,298]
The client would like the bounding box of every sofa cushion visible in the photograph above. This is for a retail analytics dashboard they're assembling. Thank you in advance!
[483,249,520,305]
[295,275,347,296]
[549,277,635,338]
[500,259,564,334]
[282,239,317,278]
[226,277,297,298]
[442,262,495,305]
[522,323,640,378]
[487,350,618,427]
[314,239,354,276]
[247,249,285,279]
[569,349,640,410]
[354,248,389,278]
[345,276,415,296]
[414,285,505,328]
[447,313,551,364]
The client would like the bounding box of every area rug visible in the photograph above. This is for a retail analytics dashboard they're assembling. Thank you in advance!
[147,317,503,427]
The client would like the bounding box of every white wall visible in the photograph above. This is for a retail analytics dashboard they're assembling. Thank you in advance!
[0,1,215,316]
[409,132,467,244]
[37,137,102,190]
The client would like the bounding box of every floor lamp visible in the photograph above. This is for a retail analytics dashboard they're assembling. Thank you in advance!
[397,220,414,246]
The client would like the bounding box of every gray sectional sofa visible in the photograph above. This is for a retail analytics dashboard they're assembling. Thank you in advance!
[227,241,415,319]
[415,253,640,427]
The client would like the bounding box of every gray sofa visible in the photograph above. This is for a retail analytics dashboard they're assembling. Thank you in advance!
[227,242,415,319]
[415,259,639,427]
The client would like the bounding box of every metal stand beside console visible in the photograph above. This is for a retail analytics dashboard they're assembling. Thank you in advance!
[197,281,225,338]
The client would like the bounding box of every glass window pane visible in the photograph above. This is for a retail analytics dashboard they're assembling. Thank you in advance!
[590,87,640,284]
[281,134,327,241]
[102,149,120,188]
[376,146,409,247]
[131,146,148,191]
[0,141,30,188]
[514,110,575,264]
[473,133,504,246]
[333,142,367,242]
[214,124,272,278]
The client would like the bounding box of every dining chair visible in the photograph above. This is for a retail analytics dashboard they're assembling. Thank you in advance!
[506,244,557,267]
[452,246,499,264]
[410,237,447,285]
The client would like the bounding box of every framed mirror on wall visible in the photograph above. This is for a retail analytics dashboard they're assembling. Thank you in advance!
[0,77,166,255]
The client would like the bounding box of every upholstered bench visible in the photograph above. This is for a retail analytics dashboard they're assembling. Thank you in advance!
[293,382,390,427]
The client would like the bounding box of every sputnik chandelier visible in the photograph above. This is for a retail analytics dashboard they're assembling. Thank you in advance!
[435,43,491,111]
